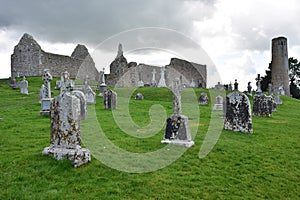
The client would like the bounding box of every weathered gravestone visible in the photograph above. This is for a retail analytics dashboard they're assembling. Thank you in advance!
[161,77,194,147]
[253,75,273,117]
[151,69,157,87]
[247,81,252,96]
[9,77,18,89]
[213,82,223,110]
[42,71,90,167]
[224,80,253,133]
[157,67,167,88]
[98,68,107,97]
[40,69,53,116]
[199,92,209,105]
[137,66,144,87]
[19,76,28,95]
[190,79,196,88]
[83,76,96,104]
[253,94,273,117]
[135,92,144,100]
[104,90,117,109]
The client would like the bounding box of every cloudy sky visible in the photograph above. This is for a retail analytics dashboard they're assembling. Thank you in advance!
[0,0,299,89]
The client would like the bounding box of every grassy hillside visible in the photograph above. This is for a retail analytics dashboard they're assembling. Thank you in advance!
[0,77,299,199]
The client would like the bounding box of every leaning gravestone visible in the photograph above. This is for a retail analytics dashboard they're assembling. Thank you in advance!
[104,90,117,109]
[161,77,194,147]
[19,76,28,95]
[213,82,223,110]
[199,92,209,105]
[42,71,90,167]
[40,69,53,116]
[224,80,253,133]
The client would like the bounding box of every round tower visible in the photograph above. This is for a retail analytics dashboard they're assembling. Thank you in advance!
[271,36,290,96]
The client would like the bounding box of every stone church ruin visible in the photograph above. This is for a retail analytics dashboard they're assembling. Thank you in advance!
[11,33,99,81]
[11,33,207,88]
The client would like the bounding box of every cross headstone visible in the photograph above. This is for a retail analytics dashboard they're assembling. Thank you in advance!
[137,66,144,87]
[151,69,157,87]
[157,67,167,87]
[161,77,194,147]
[98,68,107,96]
[247,81,252,96]
[234,79,238,91]
[42,69,52,98]
[40,70,53,116]
[42,71,90,167]
[213,82,223,110]
[255,74,262,96]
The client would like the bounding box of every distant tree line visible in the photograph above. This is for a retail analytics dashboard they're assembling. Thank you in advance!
[260,57,300,99]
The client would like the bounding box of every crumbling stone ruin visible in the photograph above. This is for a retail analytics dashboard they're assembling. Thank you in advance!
[11,33,99,81]
[105,44,207,88]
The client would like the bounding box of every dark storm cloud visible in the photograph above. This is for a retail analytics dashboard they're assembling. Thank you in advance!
[0,0,216,47]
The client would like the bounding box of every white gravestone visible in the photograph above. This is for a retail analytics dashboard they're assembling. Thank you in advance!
[157,67,167,88]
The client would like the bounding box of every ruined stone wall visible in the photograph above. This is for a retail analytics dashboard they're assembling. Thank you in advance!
[271,37,290,96]
[11,33,99,81]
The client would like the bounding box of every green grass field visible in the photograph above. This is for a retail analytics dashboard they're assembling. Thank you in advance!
[0,77,299,199]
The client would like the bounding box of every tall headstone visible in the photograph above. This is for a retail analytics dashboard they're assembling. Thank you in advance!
[268,83,274,95]
[98,68,107,97]
[157,67,167,87]
[40,69,53,116]
[228,82,233,91]
[104,90,117,109]
[271,37,290,96]
[19,76,28,95]
[42,71,90,167]
[255,74,262,96]
[199,93,209,105]
[151,69,157,87]
[161,77,194,147]
[137,66,144,87]
[213,82,223,110]
[190,79,196,88]
[247,81,252,96]
[83,75,96,104]
[224,80,253,133]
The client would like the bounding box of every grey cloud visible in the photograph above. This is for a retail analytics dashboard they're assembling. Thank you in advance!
[0,0,216,47]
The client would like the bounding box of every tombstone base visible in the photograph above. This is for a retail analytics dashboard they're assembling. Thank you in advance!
[213,104,223,110]
[98,84,107,96]
[161,139,194,148]
[163,114,194,148]
[42,145,91,167]
[40,110,50,116]
[40,98,53,116]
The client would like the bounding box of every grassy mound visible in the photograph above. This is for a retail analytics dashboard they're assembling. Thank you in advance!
[0,77,299,199]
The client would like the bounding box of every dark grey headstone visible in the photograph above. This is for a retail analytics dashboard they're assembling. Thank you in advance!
[224,91,253,133]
